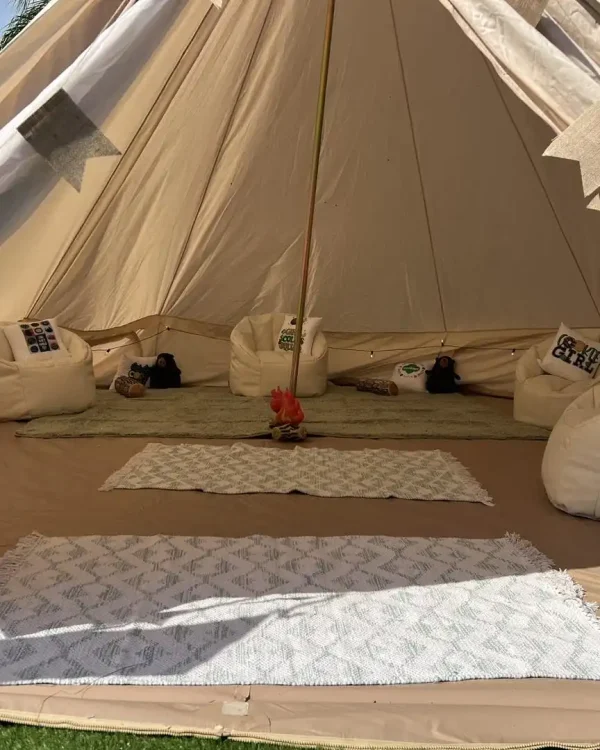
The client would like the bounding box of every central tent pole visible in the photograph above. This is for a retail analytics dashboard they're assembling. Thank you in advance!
[289,0,336,396]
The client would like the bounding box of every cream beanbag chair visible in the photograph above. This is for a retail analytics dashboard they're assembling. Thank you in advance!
[230,313,328,397]
[514,337,600,429]
[542,385,600,520]
[0,323,96,422]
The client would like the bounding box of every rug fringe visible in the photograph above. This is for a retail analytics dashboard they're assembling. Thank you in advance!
[504,531,556,570]
[0,533,45,590]
[505,532,600,623]
[438,451,495,506]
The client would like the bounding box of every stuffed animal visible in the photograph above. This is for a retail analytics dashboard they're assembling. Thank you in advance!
[149,353,181,389]
[426,356,461,394]
[129,361,153,384]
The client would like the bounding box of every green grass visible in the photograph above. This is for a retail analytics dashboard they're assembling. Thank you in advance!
[0,726,284,750]
[0,723,577,750]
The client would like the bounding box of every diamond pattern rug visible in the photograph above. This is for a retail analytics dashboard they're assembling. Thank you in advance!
[100,443,493,505]
[0,533,599,686]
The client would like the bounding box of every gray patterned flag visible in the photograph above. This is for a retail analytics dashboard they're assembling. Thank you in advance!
[545,99,600,212]
[18,89,121,191]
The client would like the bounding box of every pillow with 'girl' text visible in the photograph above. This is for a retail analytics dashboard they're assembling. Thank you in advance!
[540,324,600,383]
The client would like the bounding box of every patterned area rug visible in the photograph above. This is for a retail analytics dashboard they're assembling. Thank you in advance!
[15,387,549,440]
[101,443,493,505]
[0,534,599,686]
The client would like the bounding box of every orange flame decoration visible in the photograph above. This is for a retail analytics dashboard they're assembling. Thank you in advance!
[270,387,305,426]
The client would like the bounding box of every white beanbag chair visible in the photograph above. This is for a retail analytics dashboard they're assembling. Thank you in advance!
[542,384,600,520]
[230,313,328,397]
[514,336,600,429]
[0,322,96,422]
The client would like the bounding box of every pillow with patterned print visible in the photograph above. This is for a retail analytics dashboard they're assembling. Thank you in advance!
[4,319,69,361]
[540,323,600,382]
[109,354,157,391]
[276,315,322,356]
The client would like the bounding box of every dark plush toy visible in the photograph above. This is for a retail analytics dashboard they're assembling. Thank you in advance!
[149,353,182,389]
[426,356,461,394]
[129,361,152,384]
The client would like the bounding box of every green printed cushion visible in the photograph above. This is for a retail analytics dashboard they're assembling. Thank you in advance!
[392,362,428,392]
[276,314,322,356]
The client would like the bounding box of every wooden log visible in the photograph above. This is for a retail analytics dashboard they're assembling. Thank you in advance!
[356,378,399,396]
[114,376,146,398]
[271,423,308,442]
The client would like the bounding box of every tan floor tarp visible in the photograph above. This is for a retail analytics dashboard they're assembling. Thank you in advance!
[1,418,599,746]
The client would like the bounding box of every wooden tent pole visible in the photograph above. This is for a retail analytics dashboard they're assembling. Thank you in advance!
[289,0,336,396]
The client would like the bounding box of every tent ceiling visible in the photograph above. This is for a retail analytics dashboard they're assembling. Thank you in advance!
[0,0,599,334]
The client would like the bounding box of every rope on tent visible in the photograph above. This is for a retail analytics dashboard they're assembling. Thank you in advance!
[94,325,519,356]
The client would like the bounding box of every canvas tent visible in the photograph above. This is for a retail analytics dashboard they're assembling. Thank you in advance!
[0,0,599,394]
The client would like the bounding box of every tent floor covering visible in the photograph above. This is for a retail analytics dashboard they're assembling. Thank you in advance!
[1,420,599,747]
[14,387,550,441]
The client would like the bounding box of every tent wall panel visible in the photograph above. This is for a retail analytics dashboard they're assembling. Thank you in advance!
[83,315,600,398]
[0,0,599,393]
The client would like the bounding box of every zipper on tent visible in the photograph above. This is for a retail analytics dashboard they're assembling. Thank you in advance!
[1,710,600,750]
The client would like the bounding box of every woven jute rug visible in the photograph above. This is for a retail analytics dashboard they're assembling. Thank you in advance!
[100,443,493,505]
[0,533,599,686]
[16,387,549,440]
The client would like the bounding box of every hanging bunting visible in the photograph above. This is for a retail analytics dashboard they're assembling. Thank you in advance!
[18,89,121,192]
[544,99,600,211]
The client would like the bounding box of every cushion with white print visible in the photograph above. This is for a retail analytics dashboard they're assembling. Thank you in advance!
[276,315,322,356]
[4,319,68,362]
[110,354,157,390]
[540,323,600,382]
[391,362,428,392]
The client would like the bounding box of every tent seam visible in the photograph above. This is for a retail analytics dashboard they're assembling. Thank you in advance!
[160,0,274,314]
[484,59,600,321]
[29,1,220,317]
[388,0,448,335]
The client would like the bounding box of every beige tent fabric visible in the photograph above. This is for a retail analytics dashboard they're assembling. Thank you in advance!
[0,0,218,327]
[507,0,550,24]
[3,0,598,331]
[546,0,600,66]
[0,0,129,129]
[439,0,600,132]
[83,315,600,397]
[0,0,600,389]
